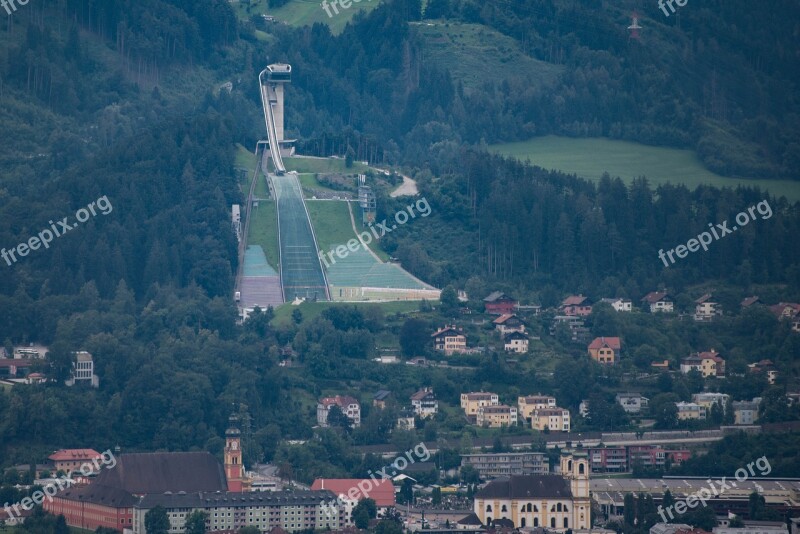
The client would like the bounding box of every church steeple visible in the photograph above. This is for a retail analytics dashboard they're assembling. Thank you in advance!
[224,414,244,492]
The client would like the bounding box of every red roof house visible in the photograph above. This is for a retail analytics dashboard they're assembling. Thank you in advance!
[483,292,518,315]
[587,337,621,364]
[311,478,396,507]
[561,295,592,316]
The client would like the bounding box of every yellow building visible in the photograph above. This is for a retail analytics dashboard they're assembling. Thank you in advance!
[461,392,499,417]
[473,452,591,530]
[531,408,571,432]
[476,405,518,428]
[680,350,725,377]
[675,402,706,420]
[518,395,557,422]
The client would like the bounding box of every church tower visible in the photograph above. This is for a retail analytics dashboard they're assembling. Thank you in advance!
[224,415,244,492]
[560,451,591,529]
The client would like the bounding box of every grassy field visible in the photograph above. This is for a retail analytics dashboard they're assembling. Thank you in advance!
[285,156,368,174]
[491,135,800,202]
[230,0,382,35]
[247,200,280,269]
[272,299,421,325]
[306,200,389,260]
[235,144,258,190]
[298,173,338,195]
[412,21,563,91]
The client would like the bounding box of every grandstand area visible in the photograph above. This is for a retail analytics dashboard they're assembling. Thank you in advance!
[307,200,440,302]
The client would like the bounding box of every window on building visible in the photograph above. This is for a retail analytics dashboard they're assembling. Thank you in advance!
[557,503,562,512]
[534,518,539,527]
[551,518,556,528]
[486,505,492,513]
[579,463,585,474]
[564,518,569,528]
[501,505,507,513]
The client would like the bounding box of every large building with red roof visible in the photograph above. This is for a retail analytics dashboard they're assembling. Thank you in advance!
[48,449,103,474]
[311,478,395,526]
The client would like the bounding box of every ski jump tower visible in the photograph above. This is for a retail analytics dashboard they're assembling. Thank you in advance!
[258,64,294,173]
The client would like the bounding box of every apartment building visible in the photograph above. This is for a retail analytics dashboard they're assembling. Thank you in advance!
[518,395,557,422]
[531,407,571,432]
[461,452,548,479]
[476,404,518,428]
[461,392,500,418]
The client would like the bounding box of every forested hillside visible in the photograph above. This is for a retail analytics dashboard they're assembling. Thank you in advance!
[0,0,799,473]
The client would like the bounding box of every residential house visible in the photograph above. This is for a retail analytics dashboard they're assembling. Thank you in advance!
[504,331,529,353]
[530,407,571,432]
[483,292,518,315]
[476,405,518,428]
[494,314,526,335]
[561,295,593,317]
[732,398,762,425]
[461,392,500,420]
[768,302,800,321]
[460,452,548,479]
[675,402,706,420]
[518,395,557,422]
[641,291,674,313]
[680,350,726,377]
[748,360,777,384]
[410,387,438,419]
[694,294,722,321]
[472,452,591,530]
[587,337,621,364]
[311,479,395,525]
[692,392,730,413]
[615,393,648,414]
[373,390,391,409]
[432,325,467,355]
[317,395,361,427]
[600,298,633,312]
[579,400,590,418]
[396,410,415,430]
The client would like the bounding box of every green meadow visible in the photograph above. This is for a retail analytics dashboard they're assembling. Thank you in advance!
[491,136,800,202]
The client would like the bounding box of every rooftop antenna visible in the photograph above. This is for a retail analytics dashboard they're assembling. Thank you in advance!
[628,12,642,40]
